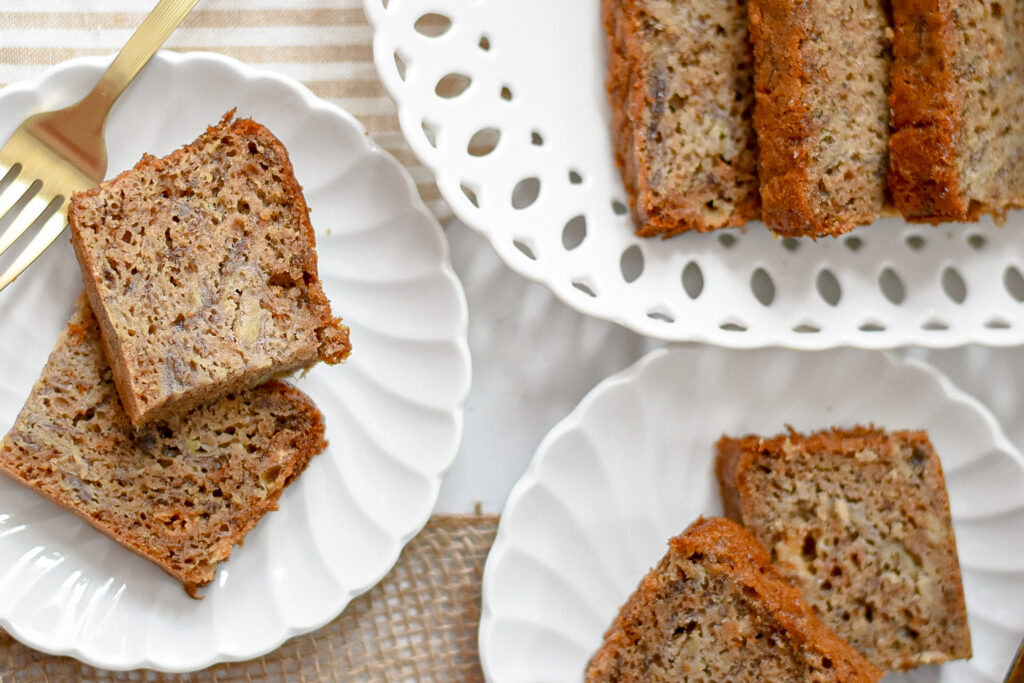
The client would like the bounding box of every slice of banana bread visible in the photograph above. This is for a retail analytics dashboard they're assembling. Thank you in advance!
[889,0,1024,222]
[0,297,326,597]
[586,517,882,682]
[749,0,892,237]
[603,0,760,237]
[69,111,350,426]
[716,427,971,671]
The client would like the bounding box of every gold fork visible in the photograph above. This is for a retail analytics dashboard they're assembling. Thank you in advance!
[0,0,200,292]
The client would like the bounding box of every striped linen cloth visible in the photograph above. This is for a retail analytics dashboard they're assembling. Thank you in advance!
[0,0,451,221]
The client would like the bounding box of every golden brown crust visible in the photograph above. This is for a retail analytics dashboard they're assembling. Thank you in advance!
[715,426,972,671]
[750,0,891,237]
[586,517,883,681]
[669,519,881,682]
[748,0,817,236]
[888,0,970,222]
[603,0,760,237]
[604,0,641,230]
[714,436,747,522]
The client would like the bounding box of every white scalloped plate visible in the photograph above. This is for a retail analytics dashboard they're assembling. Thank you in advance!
[0,51,470,672]
[365,0,1024,349]
[480,347,1024,682]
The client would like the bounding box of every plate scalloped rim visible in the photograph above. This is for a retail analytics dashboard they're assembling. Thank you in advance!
[0,49,470,672]
[480,346,1024,682]
[364,0,1024,350]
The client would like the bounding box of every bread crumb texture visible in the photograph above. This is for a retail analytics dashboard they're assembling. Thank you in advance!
[716,426,972,671]
[603,0,760,236]
[0,298,327,596]
[890,0,1024,222]
[585,517,882,682]
[69,112,350,425]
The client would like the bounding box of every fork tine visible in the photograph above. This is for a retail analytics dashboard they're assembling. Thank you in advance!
[0,210,66,292]
[0,165,15,195]
[0,176,34,222]
[0,194,53,256]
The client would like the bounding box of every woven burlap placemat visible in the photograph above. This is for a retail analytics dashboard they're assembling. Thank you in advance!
[0,514,496,681]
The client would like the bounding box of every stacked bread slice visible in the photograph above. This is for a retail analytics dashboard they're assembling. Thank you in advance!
[0,113,349,596]
[586,426,971,680]
[69,113,350,425]
[605,0,1024,237]
[586,517,883,681]
[0,299,327,597]
[716,426,972,672]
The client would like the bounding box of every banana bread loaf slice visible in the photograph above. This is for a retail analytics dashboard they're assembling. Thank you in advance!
[716,427,971,671]
[749,0,892,237]
[889,0,1024,222]
[69,111,350,426]
[0,297,326,597]
[586,517,882,682]
[603,0,760,237]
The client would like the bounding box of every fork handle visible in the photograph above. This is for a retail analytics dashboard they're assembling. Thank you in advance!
[79,0,201,123]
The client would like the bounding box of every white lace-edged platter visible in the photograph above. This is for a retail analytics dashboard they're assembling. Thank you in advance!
[366,0,1024,349]
[0,51,470,672]
[480,347,1024,682]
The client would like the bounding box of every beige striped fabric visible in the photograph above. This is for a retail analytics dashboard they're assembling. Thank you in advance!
[0,0,451,222]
